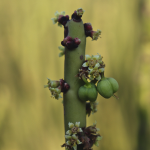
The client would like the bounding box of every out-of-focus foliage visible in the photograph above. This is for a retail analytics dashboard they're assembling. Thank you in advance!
[0,0,150,150]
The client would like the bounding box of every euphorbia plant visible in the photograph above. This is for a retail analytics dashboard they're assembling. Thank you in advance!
[45,8,119,150]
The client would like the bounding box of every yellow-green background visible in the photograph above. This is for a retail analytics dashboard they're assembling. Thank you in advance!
[0,0,150,150]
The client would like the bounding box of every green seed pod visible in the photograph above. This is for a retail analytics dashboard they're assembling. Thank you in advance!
[97,78,119,98]
[107,78,119,93]
[78,83,98,102]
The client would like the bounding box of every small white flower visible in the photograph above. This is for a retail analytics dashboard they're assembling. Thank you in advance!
[66,130,72,135]
[66,122,83,135]
[76,8,85,16]
[75,122,80,127]
[82,55,98,69]
[68,122,74,128]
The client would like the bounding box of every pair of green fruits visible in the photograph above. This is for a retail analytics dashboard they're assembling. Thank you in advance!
[78,77,119,102]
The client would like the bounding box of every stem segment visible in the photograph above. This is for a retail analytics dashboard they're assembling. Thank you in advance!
[63,19,86,148]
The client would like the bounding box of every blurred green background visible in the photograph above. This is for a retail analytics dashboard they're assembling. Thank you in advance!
[0,0,150,150]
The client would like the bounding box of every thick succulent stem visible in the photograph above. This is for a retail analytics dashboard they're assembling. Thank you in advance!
[63,19,86,147]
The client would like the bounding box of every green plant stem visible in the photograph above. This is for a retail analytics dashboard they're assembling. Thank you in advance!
[63,19,86,149]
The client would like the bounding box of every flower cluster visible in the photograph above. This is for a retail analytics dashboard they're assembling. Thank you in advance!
[91,29,101,41]
[79,54,105,81]
[62,121,102,150]
[79,121,102,150]
[72,8,85,21]
[44,78,70,100]
[61,36,81,50]
[51,11,69,27]
[62,122,83,150]
[84,23,101,40]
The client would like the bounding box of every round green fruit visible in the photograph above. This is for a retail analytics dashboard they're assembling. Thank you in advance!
[78,83,98,102]
[97,78,119,99]
[107,78,119,93]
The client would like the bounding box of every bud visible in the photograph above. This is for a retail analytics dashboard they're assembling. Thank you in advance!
[61,36,81,50]
[84,23,93,31]
[58,15,69,26]
[63,36,73,44]
[74,38,81,45]
[71,8,84,22]
[44,78,60,88]
[64,83,70,93]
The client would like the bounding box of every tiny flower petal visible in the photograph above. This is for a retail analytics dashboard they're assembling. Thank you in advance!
[97,53,102,59]
[99,68,104,73]
[77,128,83,132]
[44,85,49,88]
[58,22,62,27]
[58,46,65,51]
[97,136,102,141]
[76,8,85,16]
[54,11,60,17]
[60,11,65,15]
[75,122,80,127]
[73,144,77,150]
[96,128,100,131]
[66,130,72,135]
[95,63,100,69]
[51,18,57,24]
[82,62,88,67]
[68,122,74,128]
[66,140,71,146]
[77,139,82,145]
[88,66,94,71]
[94,141,99,147]
[93,55,99,60]
[59,52,64,57]
[65,135,71,139]
[85,55,91,60]
[72,134,77,140]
